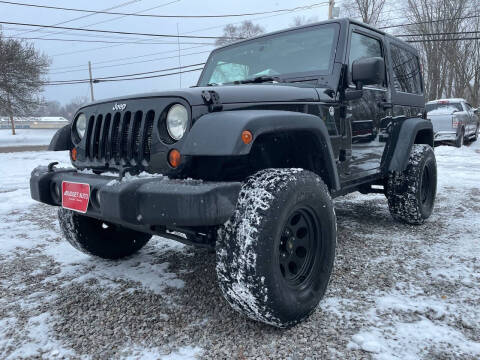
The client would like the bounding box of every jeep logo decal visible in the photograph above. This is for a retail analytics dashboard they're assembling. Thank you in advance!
[112,103,127,111]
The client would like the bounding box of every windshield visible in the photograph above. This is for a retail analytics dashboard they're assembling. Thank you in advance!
[198,24,339,86]
[426,102,463,113]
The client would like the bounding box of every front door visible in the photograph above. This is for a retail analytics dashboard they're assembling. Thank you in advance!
[345,28,391,176]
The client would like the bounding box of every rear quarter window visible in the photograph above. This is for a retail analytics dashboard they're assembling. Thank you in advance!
[390,44,423,95]
[426,102,463,113]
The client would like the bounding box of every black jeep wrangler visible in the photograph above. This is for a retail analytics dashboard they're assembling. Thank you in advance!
[30,18,437,327]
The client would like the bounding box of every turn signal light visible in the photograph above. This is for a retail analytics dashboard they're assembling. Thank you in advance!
[70,147,77,161]
[241,130,253,144]
[168,149,181,168]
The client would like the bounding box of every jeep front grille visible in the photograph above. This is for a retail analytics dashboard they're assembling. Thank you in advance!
[84,110,155,166]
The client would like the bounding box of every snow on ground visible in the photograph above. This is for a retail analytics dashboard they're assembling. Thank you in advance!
[0,142,479,359]
[0,129,58,147]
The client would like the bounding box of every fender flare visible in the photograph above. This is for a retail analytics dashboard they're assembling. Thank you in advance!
[48,124,73,151]
[387,118,433,172]
[182,110,340,190]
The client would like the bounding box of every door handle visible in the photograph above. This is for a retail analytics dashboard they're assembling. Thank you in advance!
[378,101,393,109]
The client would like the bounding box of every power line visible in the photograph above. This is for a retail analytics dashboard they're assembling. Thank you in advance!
[44,67,204,86]
[2,26,177,41]
[48,63,205,83]
[0,20,237,39]
[49,49,212,75]
[0,1,327,19]
[10,0,142,37]
[33,1,180,41]
[3,35,214,45]
[49,45,208,71]
[45,2,326,58]
[397,30,480,38]
[406,37,480,43]
[380,14,480,30]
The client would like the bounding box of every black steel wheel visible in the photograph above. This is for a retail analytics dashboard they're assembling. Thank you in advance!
[216,169,336,328]
[420,163,434,207]
[278,208,319,289]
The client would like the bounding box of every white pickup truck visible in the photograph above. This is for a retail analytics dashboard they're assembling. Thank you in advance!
[426,98,479,147]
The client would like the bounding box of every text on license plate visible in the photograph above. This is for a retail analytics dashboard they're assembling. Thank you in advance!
[62,181,90,213]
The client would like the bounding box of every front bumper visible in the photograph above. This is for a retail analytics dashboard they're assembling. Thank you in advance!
[434,131,457,142]
[30,166,241,228]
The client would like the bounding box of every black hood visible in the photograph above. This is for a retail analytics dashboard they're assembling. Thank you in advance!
[78,84,334,111]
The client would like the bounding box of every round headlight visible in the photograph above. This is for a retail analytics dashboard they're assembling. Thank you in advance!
[166,104,188,141]
[75,113,87,139]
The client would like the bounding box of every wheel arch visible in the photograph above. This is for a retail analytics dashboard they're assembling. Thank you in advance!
[182,110,341,191]
[387,118,434,172]
[48,123,73,151]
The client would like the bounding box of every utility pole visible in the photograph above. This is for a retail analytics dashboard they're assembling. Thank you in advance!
[176,23,182,88]
[88,61,95,102]
[7,93,15,136]
[328,0,335,19]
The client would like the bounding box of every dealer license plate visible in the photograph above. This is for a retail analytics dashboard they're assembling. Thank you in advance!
[62,181,90,213]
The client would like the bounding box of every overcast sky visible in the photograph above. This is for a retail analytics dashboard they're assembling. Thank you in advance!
[0,0,330,105]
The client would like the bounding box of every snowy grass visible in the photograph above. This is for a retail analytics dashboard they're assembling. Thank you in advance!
[0,129,58,147]
[0,141,479,358]
[0,150,192,359]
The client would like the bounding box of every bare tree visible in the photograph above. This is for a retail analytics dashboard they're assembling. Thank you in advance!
[215,21,265,47]
[341,0,387,25]
[0,33,49,134]
[34,100,61,117]
[33,97,89,120]
[290,15,319,27]
[403,0,471,101]
[463,2,480,106]
[60,97,89,120]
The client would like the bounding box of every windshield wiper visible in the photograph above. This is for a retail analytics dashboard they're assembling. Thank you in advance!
[205,76,283,87]
[237,75,283,84]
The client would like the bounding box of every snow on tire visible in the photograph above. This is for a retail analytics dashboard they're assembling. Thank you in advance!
[216,168,336,327]
[386,144,437,225]
[58,208,151,259]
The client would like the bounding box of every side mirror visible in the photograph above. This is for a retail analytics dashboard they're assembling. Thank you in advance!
[474,108,478,114]
[352,57,385,89]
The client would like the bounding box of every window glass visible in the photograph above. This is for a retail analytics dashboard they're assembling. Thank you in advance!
[349,32,383,86]
[198,25,337,86]
[390,44,423,94]
[425,102,462,113]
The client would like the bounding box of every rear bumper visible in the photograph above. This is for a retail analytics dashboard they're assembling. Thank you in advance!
[30,166,241,228]
[434,131,457,142]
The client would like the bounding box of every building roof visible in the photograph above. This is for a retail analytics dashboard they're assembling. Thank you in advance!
[0,117,69,122]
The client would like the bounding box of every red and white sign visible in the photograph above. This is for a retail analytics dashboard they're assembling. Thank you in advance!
[62,181,90,213]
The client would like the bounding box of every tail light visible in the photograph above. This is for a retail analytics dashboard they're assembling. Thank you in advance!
[452,116,459,128]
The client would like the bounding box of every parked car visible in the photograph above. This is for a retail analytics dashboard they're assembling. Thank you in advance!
[30,18,437,328]
[426,98,479,147]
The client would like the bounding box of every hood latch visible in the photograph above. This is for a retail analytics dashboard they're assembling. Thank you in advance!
[201,90,223,112]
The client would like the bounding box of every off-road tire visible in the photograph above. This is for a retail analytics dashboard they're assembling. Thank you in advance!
[58,209,151,259]
[216,169,336,328]
[473,124,479,142]
[386,144,437,225]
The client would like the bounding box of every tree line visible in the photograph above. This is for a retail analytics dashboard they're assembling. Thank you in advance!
[1,0,479,137]
[216,0,480,106]
[341,0,479,106]
[32,97,89,120]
